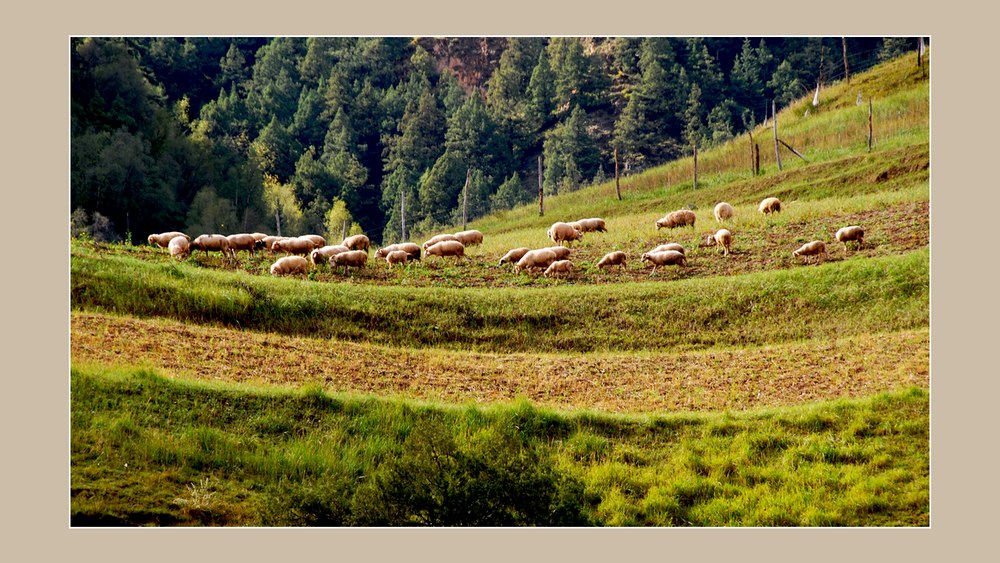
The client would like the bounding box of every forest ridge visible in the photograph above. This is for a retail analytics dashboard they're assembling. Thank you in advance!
[70,36,919,245]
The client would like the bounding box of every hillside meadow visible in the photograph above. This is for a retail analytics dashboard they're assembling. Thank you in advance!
[70,52,930,526]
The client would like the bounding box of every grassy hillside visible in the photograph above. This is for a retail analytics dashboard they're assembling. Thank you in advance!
[70,53,930,527]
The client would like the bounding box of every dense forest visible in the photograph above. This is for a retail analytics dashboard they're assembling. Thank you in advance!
[70,36,921,245]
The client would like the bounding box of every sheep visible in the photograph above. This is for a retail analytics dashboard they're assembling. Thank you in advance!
[546,222,584,246]
[649,243,685,255]
[544,259,575,278]
[514,248,558,274]
[147,232,189,248]
[269,255,310,276]
[542,246,572,260]
[714,202,735,222]
[655,209,696,230]
[758,197,782,214]
[499,247,531,267]
[190,234,231,259]
[792,240,827,264]
[596,251,627,271]
[330,249,369,273]
[640,250,687,275]
[422,233,460,251]
[703,229,733,256]
[385,250,409,266]
[226,233,257,258]
[310,244,350,265]
[250,232,269,242]
[425,240,466,263]
[341,234,370,253]
[255,235,287,253]
[376,243,422,261]
[271,237,316,256]
[301,234,327,248]
[575,218,608,233]
[835,226,865,251]
[453,230,484,246]
[168,235,190,259]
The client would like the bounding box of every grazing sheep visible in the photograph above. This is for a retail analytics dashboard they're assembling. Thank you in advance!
[300,234,327,248]
[168,235,190,259]
[271,237,316,256]
[453,230,484,246]
[704,229,733,256]
[341,234,370,253]
[575,218,608,233]
[546,222,584,246]
[422,233,461,250]
[310,245,350,265]
[640,250,687,275]
[596,251,627,271]
[250,232,269,242]
[544,260,575,278]
[255,235,287,253]
[226,233,258,258]
[190,234,231,259]
[514,248,558,274]
[147,232,189,248]
[330,249,369,273]
[385,250,409,266]
[758,197,782,214]
[792,240,827,264]
[269,255,310,276]
[649,243,685,255]
[425,240,466,263]
[542,246,572,260]
[714,202,735,222]
[567,221,584,232]
[655,210,697,230]
[835,226,865,251]
[376,243,422,261]
[499,247,531,267]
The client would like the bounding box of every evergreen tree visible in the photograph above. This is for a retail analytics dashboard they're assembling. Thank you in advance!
[543,105,598,194]
[767,59,805,108]
[525,48,556,133]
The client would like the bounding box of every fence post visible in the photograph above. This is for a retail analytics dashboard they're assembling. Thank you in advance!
[772,99,783,171]
[538,155,544,217]
[868,97,874,152]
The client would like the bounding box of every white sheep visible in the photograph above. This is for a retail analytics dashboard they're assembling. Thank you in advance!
[498,247,531,267]
[649,243,685,255]
[425,240,466,263]
[422,233,461,251]
[543,260,575,278]
[792,240,827,264]
[341,234,370,252]
[574,218,607,233]
[269,255,310,276]
[190,234,231,259]
[376,243,421,261]
[514,248,558,274]
[758,197,782,214]
[714,202,735,222]
[225,233,257,258]
[835,226,865,251]
[330,249,369,273]
[640,250,687,275]
[704,229,733,256]
[147,232,189,248]
[384,250,409,266]
[168,235,190,259]
[546,222,584,246]
[596,251,627,271]
[271,237,315,256]
[542,246,572,260]
[453,230,484,246]
[310,245,350,265]
[655,210,696,230]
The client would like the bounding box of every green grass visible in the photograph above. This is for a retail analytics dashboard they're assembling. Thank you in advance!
[71,365,928,526]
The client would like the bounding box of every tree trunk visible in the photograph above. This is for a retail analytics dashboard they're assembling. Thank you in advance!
[748,131,755,176]
[754,143,760,176]
[772,100,783,171]
[275,209,282,237]
[842,37,850,86]
[538,155,544,217]
[400,189,406,242]
[462,168,471,230]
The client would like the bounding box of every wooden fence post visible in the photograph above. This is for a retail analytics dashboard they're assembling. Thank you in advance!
[868,97,874,152]
[842,37,850,86]
[462,168,471,231]
[538,155,544,217]
[772,100,783,171]
[748,131,755,176]
[400,189,406,242]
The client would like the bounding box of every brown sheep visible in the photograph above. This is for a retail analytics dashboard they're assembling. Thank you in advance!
[758,197,782,214]
[514,248,558,274]
[546,222,584,246]
[542,246,572,260]
[544,259,575,278]
[650,243,686,255]
[575,218,608,233]
[271,237,316,256]
[385,250,409,266]
[376,243,421,261]
[655,210,696,230]
[596,251,627,271]
[147,232,189,248]
[226,233,257,258]
[640,250,687,275]
[425,240,466,263]
[835,226,865,251]
[714,202,735,222]
[168,235,190,259]
[269,255,310,276]
[453,230,484,246]
[341,234,370,252]
[310,245,350,265]
[499,247,531,267]
[422,233,461,251]
[330,249,369,273]
[300,234,327,248]
[793,240,827,264]
[703,229,733,256]
[190,234,231,259]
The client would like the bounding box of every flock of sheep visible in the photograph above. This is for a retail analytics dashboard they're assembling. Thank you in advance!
[146,196,866,280]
